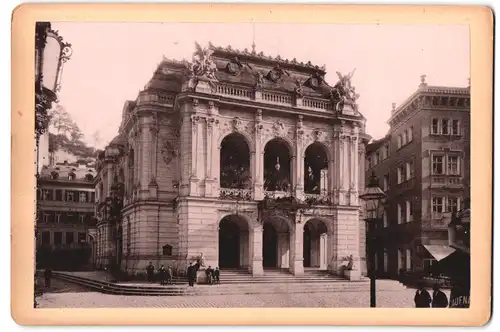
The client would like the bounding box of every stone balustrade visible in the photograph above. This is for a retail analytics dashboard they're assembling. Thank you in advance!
[136,91,175,107]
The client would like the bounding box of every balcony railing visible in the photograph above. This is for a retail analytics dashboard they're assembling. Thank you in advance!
[304,193,332,205]
[219,188,252,201]
[215,84,253,100]
[430,175,463,188]
[213,82,334,113]
[264,190,293,199]
[137,91,175,107]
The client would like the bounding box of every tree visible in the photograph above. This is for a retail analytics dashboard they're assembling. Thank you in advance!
[47,104,96,159]
[49,104,74,137]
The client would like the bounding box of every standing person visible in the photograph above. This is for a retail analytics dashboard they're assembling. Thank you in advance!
[187,262,195,287]
[432,284,449,308]
[44,267,52,288]
[158,265,167,285]
[414,283,432,308]
[166,265,173,285]
[213,267,220,284]
[205,266,214,285]
[146,261,155,283]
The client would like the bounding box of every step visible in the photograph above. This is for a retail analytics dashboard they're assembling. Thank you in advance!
[52,272,374,297]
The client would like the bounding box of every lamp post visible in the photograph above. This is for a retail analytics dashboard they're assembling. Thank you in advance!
[34,22,72,308]
[359,172,386,308]
[34,22,72,237]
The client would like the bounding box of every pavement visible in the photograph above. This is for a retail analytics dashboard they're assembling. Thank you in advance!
[37,281,451,308]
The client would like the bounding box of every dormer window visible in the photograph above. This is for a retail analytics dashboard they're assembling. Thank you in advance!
[50,171,59,180]
[85,174,94,182]
[68,172,76,181]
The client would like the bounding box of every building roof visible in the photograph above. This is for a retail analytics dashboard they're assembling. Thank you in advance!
[388,76,470,123]
[40,162,96,183]
[366,134,391,154]
[156,42,338,99]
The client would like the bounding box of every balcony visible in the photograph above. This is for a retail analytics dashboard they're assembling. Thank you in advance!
[264,190,293,199]
[219,188,252,201]
[304,193,332,205]
[430,175,463,189]
[213,82,334,113]
[136,91,175,107]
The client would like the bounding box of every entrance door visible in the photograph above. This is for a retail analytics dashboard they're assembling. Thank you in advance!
[219,220,240,268]
[303,225,311,267]
[263,223,278,267]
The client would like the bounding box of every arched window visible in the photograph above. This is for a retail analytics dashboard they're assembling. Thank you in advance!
[85,174,94,182]
[220,133,251,189]
[263,138,292,192]
[51,171,59,180]
[304,143,329,194]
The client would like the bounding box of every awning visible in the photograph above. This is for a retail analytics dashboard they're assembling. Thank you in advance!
[423,245,456,261]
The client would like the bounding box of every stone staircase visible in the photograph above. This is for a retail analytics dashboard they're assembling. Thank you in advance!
[52,269,407,297]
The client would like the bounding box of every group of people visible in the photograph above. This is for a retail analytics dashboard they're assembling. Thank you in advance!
[414,283,449,308]
[146,262,173,285]
[186,263,220,286]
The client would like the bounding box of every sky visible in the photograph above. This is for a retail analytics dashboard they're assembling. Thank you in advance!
[50,22,470,149]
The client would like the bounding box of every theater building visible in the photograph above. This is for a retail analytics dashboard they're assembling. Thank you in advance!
[95,43,369,278]
[365,76,470,278]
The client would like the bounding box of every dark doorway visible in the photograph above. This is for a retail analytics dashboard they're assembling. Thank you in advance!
[303,224,312,267]
[219,218,241,268]
[263,223,278,267]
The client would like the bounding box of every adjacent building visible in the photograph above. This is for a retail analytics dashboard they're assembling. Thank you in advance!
[36,160,98,268]
[365,75,470,278]
[95,43,370,278]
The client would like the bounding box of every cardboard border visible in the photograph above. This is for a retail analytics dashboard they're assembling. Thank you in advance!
[11,3,493,326]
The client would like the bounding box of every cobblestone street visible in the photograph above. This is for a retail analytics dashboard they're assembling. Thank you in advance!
[37,286,450,308]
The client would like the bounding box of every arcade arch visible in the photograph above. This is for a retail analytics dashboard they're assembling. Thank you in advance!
[262,216,292,269]
[303,218,329,270]
[218,214,250,268]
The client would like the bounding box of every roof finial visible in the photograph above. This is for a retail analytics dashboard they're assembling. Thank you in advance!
[468,77,470,87]
[392,102,396,111]
[251,19,256,54]
[420,74,426,84]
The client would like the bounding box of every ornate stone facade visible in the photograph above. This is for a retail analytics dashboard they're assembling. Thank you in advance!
[95,44,367,279]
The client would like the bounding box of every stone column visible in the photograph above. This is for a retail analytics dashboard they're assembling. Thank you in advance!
[249,225,263,275]
[289,220,304,276]
[189,114,200,196]
[332,127,344,205]
[205,116,218,197]
[148,116,158,199]
[294,118,304,199]
[320,233,328,270]
[253,110,264,200]
[349,133,359,206]
[278,232,290,268]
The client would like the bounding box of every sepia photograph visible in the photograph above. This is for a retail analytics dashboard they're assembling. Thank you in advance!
[11,3,493,326]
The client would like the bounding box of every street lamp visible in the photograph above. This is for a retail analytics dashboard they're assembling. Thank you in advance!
[35,22,73,143]
[34,22,71,308]
[359,172,386,308]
